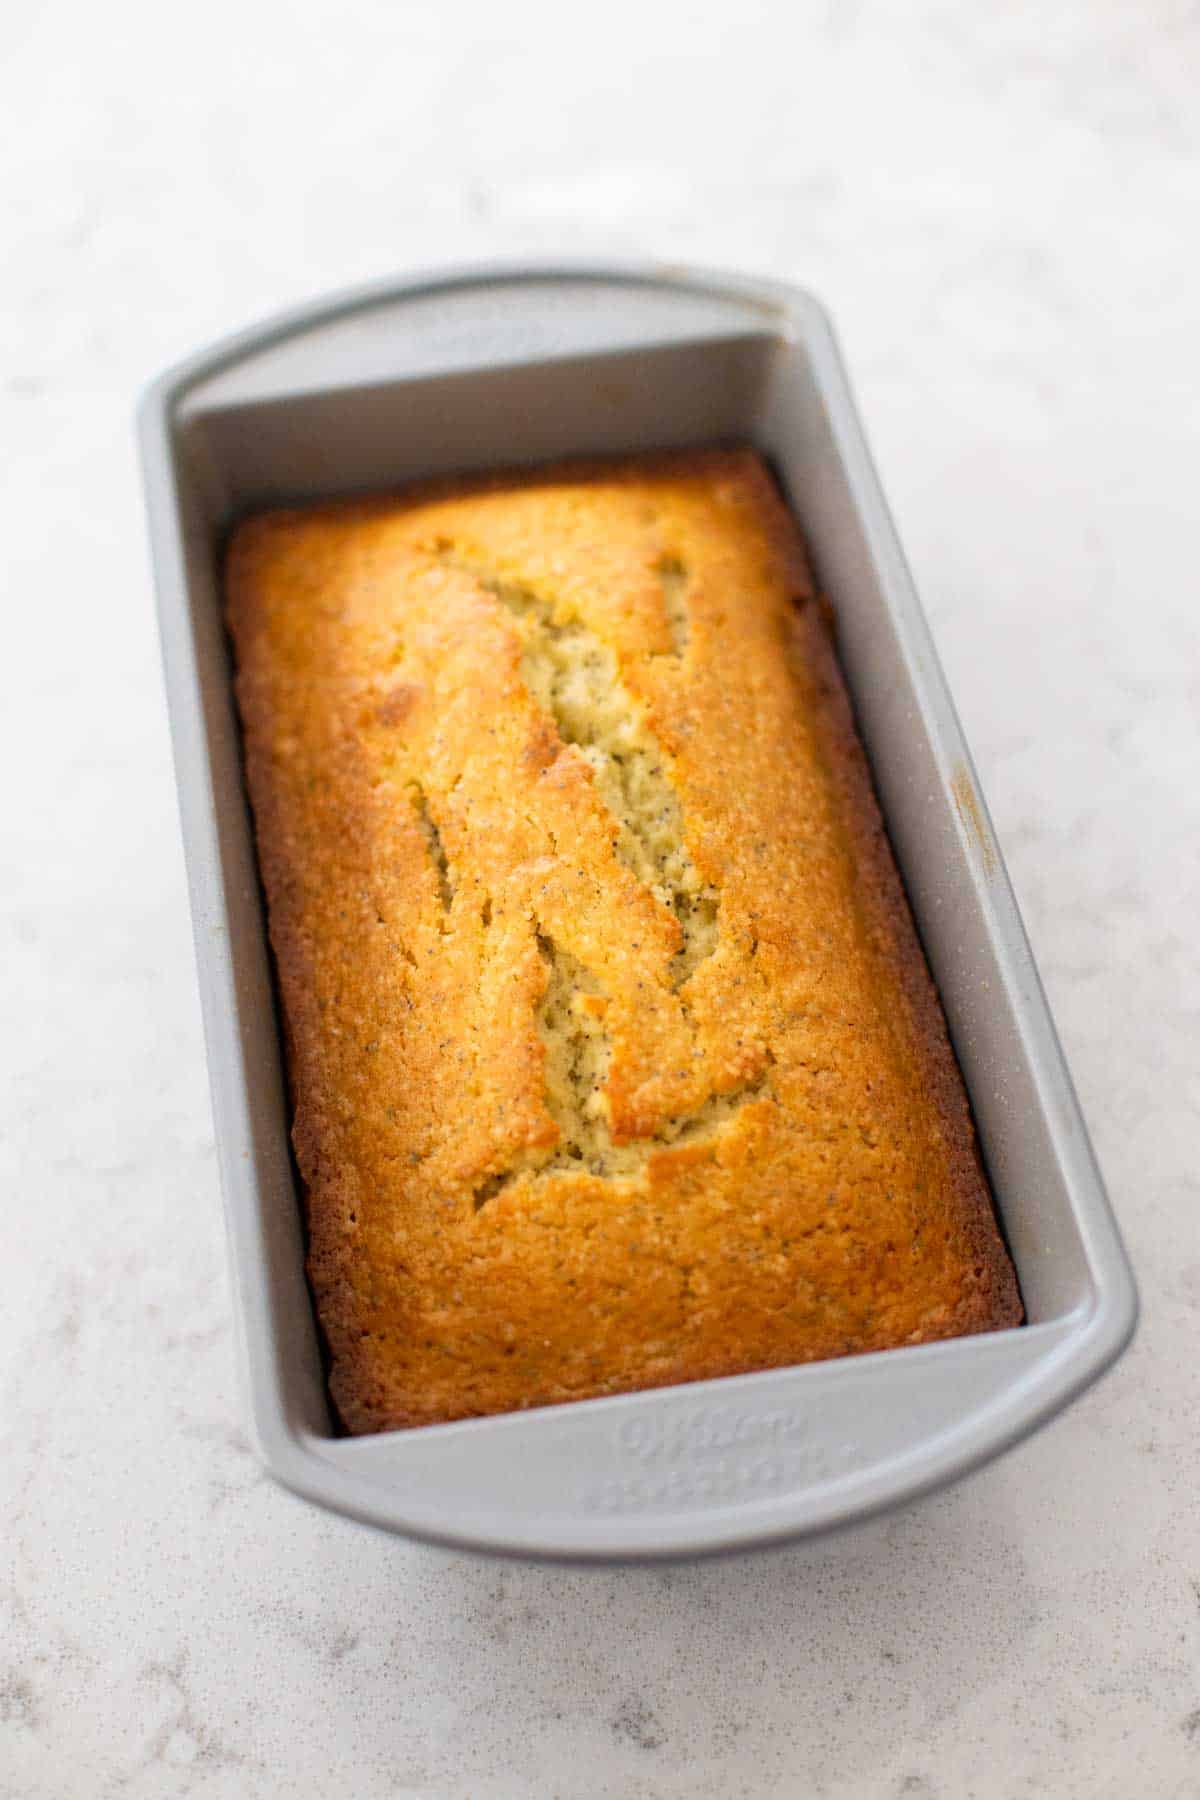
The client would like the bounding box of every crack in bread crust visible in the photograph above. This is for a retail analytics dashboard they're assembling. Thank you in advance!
[473,932,770,1205]
[432,552,755,1202]
[406,781,453,913]
[654,551,690,659]
[443,555,719,990]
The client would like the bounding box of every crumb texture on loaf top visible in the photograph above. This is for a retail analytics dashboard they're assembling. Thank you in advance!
[225,448,1023,1433]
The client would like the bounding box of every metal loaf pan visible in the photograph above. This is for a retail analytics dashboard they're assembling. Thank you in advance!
[139,263,1137,1560]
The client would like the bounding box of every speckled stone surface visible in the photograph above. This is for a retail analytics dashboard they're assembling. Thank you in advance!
[3,2,1198,1795]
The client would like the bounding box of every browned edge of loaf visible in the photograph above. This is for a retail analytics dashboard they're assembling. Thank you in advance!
[781,552,1022,1322]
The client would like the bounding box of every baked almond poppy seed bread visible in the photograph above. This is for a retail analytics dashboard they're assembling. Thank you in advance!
[225,448,1021,1433]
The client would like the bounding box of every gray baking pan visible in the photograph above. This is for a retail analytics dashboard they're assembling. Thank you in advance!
[139,262,1137,1561]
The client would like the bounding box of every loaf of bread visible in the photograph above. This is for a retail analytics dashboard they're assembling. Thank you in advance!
[226,449,1021,1433]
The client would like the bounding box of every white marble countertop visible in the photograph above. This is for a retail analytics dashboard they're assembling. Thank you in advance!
[4,1,1198,1794]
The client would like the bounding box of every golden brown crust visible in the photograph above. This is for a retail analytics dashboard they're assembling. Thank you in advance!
[225,448,1021,1433]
